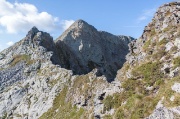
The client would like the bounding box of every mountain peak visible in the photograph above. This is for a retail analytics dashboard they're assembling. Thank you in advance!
[75,19,87,23]
[68,19,96,30]
[29,26,39,33]
[26,26,39,38]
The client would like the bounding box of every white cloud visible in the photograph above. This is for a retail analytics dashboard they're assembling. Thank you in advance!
[137,8,156,23]
[61,20,75,30]
[0,0,74,33]
[138,16,147,21]
[6,41,14,46]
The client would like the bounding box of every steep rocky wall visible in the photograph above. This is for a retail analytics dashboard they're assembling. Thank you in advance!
[56,20,134,82]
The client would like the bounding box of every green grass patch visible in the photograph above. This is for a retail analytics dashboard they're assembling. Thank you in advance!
[143,40,151,50]
[158,38,168,46]
[103,95,114,111]
[104,60,180,119]
[11,54,34,66]
[159,77,180,107]
[103,115,113,119]
[152,46,166,60]
[131,61,164,86]
[163,26,172,33]
[110,61,165,118]
[39,86,85,119]
[112,90,159,119]
[173,57,180,69]
[113,76,180,119]
[150,29,156,36]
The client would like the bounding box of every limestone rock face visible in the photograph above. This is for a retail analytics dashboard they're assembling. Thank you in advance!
[56,20,134,82]
[0,27,70,119]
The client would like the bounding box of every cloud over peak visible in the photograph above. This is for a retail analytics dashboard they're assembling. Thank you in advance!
[0,0,74,34]
[6,41,14,46]
[137,8,156,23]
[61,20,75,30]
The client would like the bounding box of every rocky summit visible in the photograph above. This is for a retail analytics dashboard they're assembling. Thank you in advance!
[55,20,134,82]
[1,1,180,119]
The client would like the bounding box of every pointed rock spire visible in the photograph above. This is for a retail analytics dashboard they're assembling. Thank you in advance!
[26,26,39,39]
[67,19,96,31]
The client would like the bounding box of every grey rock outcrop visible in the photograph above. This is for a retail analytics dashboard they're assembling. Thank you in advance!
[0,62,26,92]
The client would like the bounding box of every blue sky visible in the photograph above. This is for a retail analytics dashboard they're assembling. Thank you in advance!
[0,0,175,51]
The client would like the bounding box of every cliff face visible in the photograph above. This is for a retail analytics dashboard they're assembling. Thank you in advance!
[55,20,134,82]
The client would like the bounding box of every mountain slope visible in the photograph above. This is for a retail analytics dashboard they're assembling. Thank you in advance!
[114,1,180,119]
[0,20,132,119]
[0,27,72,119]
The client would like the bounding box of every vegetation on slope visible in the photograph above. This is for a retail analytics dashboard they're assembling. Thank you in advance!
[11,54,34,66]
[39,86,85,119]
[105,59,180,119]
[173,57,180,69]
